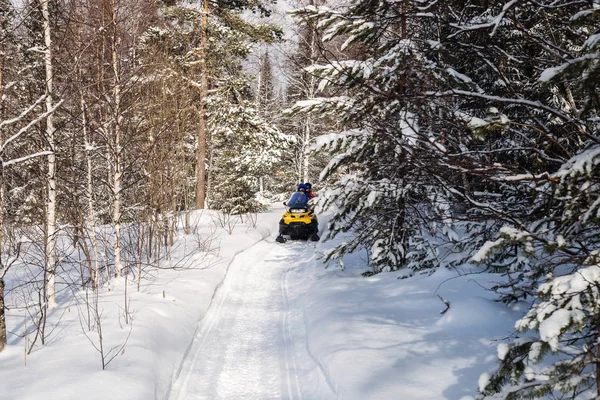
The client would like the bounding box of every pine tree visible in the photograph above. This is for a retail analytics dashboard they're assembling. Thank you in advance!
[202,10,289,213]
[284,1,332,184]
[208,76,290,214]
[145,2,286,213]
[291,0,463,273]
[461,2,600,398]
[256,47,275,115]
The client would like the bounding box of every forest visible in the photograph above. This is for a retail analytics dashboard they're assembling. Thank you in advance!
[1,0,600,399]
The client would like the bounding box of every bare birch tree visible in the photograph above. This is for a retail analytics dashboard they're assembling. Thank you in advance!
[0,0,60,348]
[40,0,58,310]
[110,0,123,276]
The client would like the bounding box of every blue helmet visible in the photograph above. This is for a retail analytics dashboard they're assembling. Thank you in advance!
[297,183,308,192]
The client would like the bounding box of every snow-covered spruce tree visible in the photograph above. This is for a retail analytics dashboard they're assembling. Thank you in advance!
[207,77,290,214]
[427,0,569,295]
[203,9,286,211]
[284,0,334,185]
[253,46,296,196]
[151,3,286,213]
[161,0,282,209]
[444,2,600,398]
[291,1,475,273]
[144,3,285,213]
[256,46,275,117]
[203,16,289,213]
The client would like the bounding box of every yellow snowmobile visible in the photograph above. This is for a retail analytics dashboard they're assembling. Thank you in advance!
[276,191,319,243]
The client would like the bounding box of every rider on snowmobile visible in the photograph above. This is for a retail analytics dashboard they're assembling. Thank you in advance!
[276,184,319,243]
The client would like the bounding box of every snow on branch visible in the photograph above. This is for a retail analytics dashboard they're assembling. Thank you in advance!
[553,145,600,179]
[0,99,64,153]
[448,0,519,38]
[472,227,531,263]
[431,89,577,125]
[516,262,600,351]
[285,96,354,115]
[495,172,559,183]
[472,238,505,263]
[0,94,46,130]
[2,151,53,168]
[539,52,600,82]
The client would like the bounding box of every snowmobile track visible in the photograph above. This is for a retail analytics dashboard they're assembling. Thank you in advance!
[280,261,302,400]
[168,237,337,400]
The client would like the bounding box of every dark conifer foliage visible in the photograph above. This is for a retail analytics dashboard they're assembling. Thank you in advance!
[292,0,600,397]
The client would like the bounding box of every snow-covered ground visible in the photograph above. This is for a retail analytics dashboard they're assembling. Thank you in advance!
[0,205,522,399]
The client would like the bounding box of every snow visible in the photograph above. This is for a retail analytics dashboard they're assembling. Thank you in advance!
[467,116,488,130]
[298,259,518,399]
[447,67,474,83]
[570,6,600,22]
[2,151,54,167]
[0,206,522,399]
[478,373,491,393]
[539,53,600,82]
[472,238,504,263]
[584,33,600,50]
[449,0,518,38]
[497,343,509,360]
[554,144,600,178]
[366,190,378,207]
[528,342,542,362]
[427,40,441,50]
[538,309,572,351]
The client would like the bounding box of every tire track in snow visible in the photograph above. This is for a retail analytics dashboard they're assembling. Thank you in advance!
[302,300,340,399]
[169,241,282,399]
[278,242,339,400]
[167,232,270,400]
[168,236,338,400]
[295,249,341,400]
[281,258,302,400]
[166,230,271,399]
[173,264,234,400]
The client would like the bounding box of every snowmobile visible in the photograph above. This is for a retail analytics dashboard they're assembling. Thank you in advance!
[276,191,319,243]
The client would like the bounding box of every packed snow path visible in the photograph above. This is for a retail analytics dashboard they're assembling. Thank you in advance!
[168,239,337,400]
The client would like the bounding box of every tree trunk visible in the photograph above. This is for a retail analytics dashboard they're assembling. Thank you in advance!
[0,168,4,353]
[301,3,318,183]
[111,0,123,276]
[256,44,263,111]
[396,194,407,268]
[81,95,100,289]
[401,0,407,40]
[0,45,4,266]
[597,327,600,399]
[256,45,264,192]
[0,50,4,116]
[41,0,57,310]
[196,107,207,209]
[302,120,311,183]
[195,0,209,210]
[0,278,5,352]
[0,159,4,354]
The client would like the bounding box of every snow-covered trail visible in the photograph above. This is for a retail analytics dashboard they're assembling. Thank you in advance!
[168,238,336,400]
